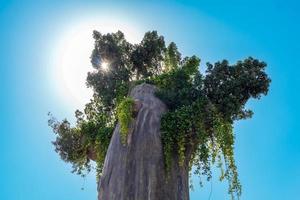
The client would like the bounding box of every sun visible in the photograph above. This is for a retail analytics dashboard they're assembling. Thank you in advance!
[101,61,109,71]
[50,17,142,111]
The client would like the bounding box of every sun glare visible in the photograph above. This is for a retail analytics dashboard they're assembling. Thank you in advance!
[50,16,142,111]
[101,61,109,71]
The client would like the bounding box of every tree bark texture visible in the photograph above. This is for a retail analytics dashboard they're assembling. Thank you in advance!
[98,83,190,200]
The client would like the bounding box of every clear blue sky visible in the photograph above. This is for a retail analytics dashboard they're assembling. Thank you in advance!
[1,0,299,199]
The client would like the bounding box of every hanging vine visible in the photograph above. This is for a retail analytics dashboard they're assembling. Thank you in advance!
[116,97,135,144]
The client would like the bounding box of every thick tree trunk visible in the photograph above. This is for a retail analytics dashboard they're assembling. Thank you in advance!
[98,83,190,200]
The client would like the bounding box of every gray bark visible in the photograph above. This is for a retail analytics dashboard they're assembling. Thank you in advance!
[98,83,190,200]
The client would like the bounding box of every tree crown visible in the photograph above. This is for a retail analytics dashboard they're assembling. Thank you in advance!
[49,30,270,199]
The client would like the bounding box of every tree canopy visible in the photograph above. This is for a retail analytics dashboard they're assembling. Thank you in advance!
[49,30,270,199]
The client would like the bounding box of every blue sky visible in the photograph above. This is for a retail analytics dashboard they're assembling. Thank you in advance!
[1,0,299,199]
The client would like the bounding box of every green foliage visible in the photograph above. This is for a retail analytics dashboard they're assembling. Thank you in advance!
[48,95,114,177]
[87,30,167,111]
[49,30,271,199]
[204,58,270,121]
[116,97,135,144]
[153,56,270,199]
[164,42,181,71]
[48,117,89,175]
[153,56,201,110]
[49,30,168,178]
[88,31,132,110]
[131,31,166,79]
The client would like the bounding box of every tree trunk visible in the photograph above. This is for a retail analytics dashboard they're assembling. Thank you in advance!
[98,83,190,200]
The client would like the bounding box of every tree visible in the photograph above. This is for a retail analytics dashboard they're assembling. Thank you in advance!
[49,30,271,199]
[131,31,166,79]
[164,42,181,71]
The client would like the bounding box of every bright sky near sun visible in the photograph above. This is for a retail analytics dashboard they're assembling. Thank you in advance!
[51,16,142,110]
[1,1,300,200]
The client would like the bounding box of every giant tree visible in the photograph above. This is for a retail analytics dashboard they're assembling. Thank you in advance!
[49,30,270,200]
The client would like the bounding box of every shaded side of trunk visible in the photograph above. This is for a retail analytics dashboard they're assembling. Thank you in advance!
[98,83,190,200]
